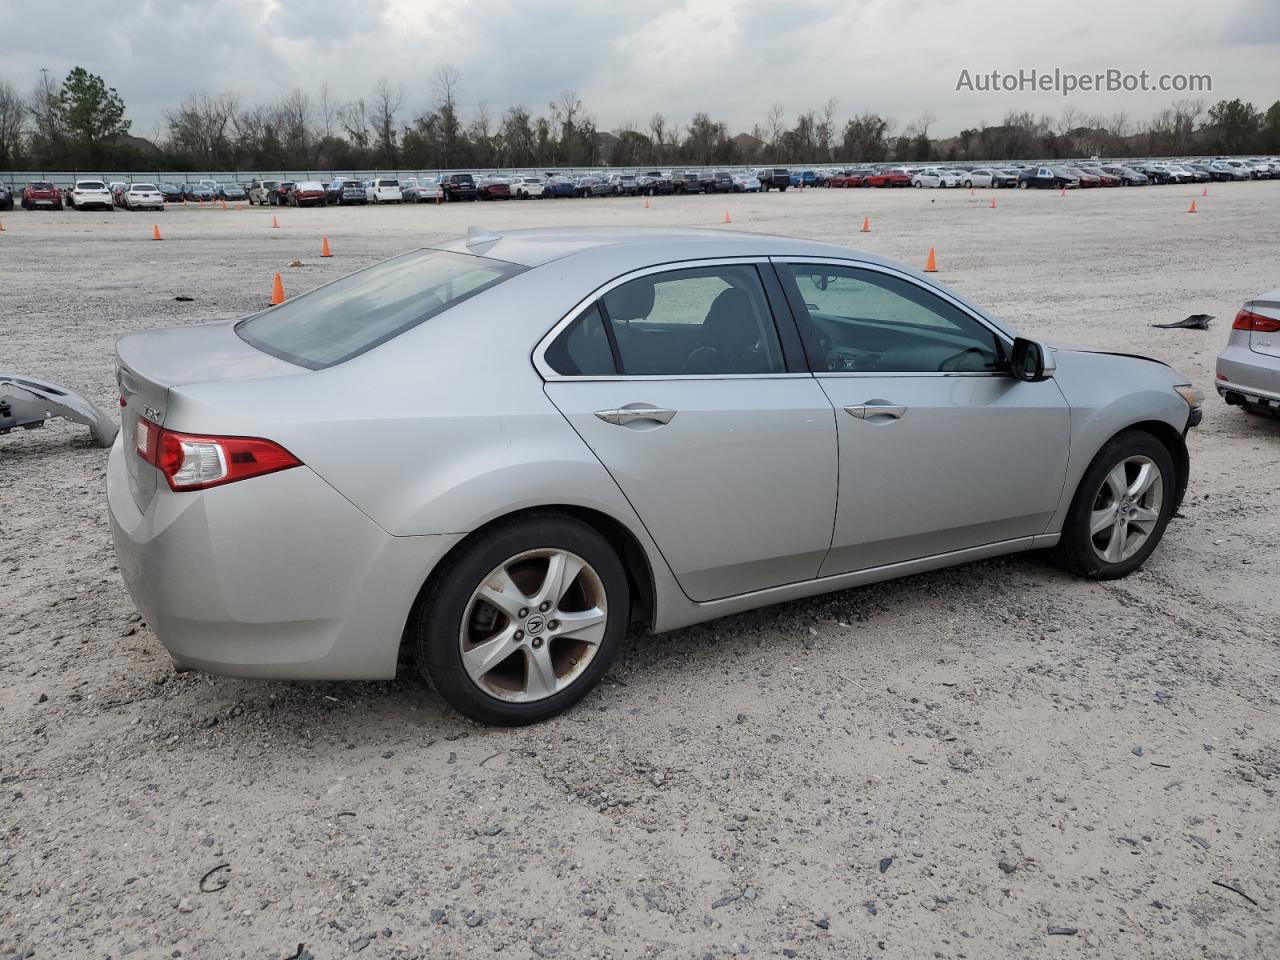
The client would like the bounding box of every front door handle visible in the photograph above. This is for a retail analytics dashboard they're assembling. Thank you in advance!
[594,405,677,426]
[844,401,908,420]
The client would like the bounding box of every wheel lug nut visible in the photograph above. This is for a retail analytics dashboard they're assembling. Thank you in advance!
[514,630,524,641]
[518,607,529,618]
[539,602,550,612]
[532,637,544,649]
[548,620,559,631]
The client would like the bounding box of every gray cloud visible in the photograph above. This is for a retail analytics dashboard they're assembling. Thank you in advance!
[3,0,1276,139]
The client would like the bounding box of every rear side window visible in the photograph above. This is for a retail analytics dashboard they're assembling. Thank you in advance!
[237,250,525,369]
[602,265,785,376]
[545,304,616,376]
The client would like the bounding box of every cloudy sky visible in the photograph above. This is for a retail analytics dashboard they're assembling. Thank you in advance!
[1,0,1276,139]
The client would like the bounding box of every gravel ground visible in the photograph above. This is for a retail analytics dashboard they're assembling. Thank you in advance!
[2,185,1278,960]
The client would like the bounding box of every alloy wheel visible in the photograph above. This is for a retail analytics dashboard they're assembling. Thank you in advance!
[1089,455,1163,563]
[459,549,608,703]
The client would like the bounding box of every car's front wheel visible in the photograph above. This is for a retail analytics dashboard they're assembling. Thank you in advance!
[1051,430,1177,579]
[416,514,629,725]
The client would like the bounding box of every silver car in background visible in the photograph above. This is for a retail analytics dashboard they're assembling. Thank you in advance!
[1216,290,1280,415]
[108,227,1202,725]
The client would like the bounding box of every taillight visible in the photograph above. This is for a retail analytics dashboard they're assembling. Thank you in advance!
[1232,308,1280,333]
[135,418,301,491]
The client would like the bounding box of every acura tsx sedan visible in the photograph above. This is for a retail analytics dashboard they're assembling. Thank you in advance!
[108,227,1202,725]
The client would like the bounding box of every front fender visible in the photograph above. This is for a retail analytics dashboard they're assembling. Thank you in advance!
[1046,349,1193,530]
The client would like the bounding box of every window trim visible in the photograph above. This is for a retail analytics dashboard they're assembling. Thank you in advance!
[532,257,810,382]
[771,256,1015,379]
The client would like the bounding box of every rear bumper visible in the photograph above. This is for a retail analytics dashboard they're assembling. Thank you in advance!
[107,437,461,680]
[1216,344,1280,406]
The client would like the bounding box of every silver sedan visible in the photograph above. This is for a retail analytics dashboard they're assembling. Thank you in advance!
[108,227,1202,724]
[1215,289,1280,415]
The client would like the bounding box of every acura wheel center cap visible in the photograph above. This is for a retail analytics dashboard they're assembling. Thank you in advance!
[525,615,546,636]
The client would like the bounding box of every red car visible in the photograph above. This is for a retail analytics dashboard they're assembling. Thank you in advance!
[828,170,865,188]
[288,181,327,207]
[477,177,512,200]
[864,168,911,188]
[21,181,63,210]
[1081,166,1120,187]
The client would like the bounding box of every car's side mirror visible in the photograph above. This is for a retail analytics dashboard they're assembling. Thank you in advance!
[1009,337,1055,382]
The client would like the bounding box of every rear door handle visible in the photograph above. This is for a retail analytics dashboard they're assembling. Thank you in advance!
[844,401,908,420]
[594,405,677,426]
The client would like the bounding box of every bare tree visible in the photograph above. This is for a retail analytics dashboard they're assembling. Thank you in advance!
[648,112,668,162]
[342,98,371,152]
[432,64,462,167]
[318,82,337,141]
[817,96,838,161]
[765,102,785,150]
[371,77,404,165]
[0,78,27,167]
[166,92,239,165]
[28,67,64,160]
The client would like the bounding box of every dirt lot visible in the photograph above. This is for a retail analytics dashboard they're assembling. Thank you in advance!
[2,185,1278,960]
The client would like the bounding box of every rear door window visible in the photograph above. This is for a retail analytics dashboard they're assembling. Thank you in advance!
[237,250,525,369]
[600,265,785,376]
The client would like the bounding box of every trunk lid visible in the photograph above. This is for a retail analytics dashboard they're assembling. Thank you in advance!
[116,320,305,510]
[1248,289,1280,359]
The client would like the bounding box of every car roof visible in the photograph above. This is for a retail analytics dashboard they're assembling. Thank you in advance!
[430,226,902,270]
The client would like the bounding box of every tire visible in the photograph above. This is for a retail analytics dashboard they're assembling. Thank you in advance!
[1049,429,1177,580]
[964,180,973,188]
[1018,180,1029,189]
[415,513,629,725]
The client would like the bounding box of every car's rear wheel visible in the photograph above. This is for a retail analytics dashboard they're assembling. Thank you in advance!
[1051,430,1176,579]
[416,514,629,725]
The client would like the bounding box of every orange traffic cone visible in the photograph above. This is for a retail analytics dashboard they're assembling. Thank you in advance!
[643,198,650,209]
[152,224,163,241]
[923,247,938,273]
[1188,199,1197,214]
[1201,186,1208,197]
[1060,187,1067,197]
[990,197,997,209]
[723,210,731,224]
[270,273,286,305]
[320,236,332,258]
[860,216,870,233]
[271,215,280,229]
[969,187,975,197]
[0,219,6,232]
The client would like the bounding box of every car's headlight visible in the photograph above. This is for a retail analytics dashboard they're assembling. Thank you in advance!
[1174,384,1204,409]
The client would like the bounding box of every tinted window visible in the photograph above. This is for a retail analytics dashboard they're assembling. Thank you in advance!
[601,265,784,376]
[545,303,616,376]
[780,264,1001,374]
[238,250,525,369]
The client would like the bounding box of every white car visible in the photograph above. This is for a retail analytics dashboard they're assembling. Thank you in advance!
[70,180,114,211]
[732,173,762,192]
[911,168,961,188]
[509,176,545,199]
[960,169,994,188]
[123,183,164,211]
[1209,159,1250,181]
[366,178,402,203]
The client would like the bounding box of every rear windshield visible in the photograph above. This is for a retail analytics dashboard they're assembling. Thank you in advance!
[131,184,158,191]
[377,179,398,187]
[237,249,525,369]
[30,181,54,189]
[78,181,106,189]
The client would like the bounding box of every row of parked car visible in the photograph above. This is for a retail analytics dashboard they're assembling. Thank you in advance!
[5,157,1275,213]
[811,157,1279,189]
